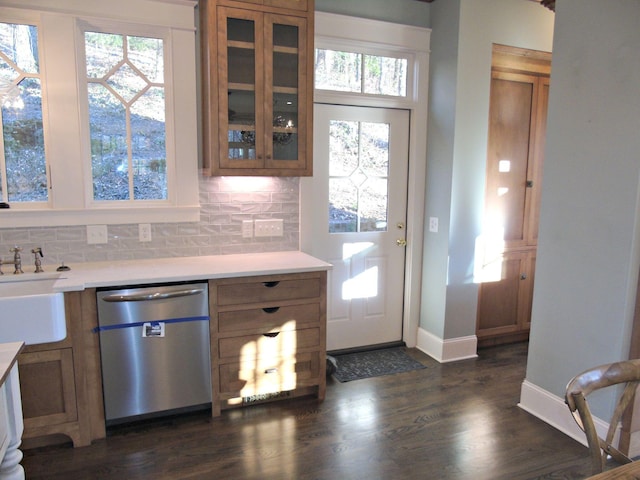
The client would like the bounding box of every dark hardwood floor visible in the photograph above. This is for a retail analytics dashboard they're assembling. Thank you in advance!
[21,343,594,479]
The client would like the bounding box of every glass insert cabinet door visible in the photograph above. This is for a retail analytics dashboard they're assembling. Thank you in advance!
[217,7,307,171]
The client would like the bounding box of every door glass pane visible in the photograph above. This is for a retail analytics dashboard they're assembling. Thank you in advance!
[272,23,298,161]
[228,89,256,159]
[226,17,256,161]
[329,119,389,233]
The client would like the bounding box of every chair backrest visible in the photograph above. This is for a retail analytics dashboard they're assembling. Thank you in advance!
[565,359,640,475]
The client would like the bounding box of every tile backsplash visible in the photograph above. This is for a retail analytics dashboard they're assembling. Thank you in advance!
[0,176,299,269]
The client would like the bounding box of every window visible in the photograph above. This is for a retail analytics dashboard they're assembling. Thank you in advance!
[315,48,408,97]
[329,119,390,233]
[84,32,167,202]
[0,1,199,228]
[0,22,47,204]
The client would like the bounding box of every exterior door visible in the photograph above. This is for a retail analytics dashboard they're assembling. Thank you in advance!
[306,104,409,351]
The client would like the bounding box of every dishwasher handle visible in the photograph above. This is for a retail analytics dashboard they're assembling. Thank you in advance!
[101,288,206,303]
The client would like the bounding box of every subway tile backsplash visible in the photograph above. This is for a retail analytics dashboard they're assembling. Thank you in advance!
[0,176,299,268]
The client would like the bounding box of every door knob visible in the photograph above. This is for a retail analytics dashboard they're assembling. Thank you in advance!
[396,238,407,247]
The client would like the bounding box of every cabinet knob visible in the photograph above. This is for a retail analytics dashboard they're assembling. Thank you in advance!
[520,273,528,280]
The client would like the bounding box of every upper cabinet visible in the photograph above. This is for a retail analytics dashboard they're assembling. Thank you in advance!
[199,0,314,176]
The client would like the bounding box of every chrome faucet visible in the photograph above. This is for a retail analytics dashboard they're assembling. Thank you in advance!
[32,247,44,273]
[0,246,24,275]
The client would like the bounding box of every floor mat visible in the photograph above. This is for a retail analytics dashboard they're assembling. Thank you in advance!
[331,347,426,383]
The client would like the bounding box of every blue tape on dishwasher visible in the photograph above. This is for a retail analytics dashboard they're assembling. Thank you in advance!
[92,315,210,333]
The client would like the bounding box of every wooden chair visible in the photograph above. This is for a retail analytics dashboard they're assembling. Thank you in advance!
[565,359,640,475]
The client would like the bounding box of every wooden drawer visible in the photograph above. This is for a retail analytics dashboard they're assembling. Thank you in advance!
[218,303,319,333]
[217,278,321,306]
[219,327,320,361]
[219,351,321,397]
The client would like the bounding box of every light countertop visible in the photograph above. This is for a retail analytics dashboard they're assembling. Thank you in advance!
[45,251,332,292]
[0,342,24,386]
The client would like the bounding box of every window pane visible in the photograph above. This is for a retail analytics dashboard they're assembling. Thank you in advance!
[131,87,166,200]
[328,120,389,233]
[85,32,123,78]
[85,32,166,202]
[89,83,129,201]
[314,49,361,93]
[364,55,407,96]
[315,48,408,98]
[0,22,47,203]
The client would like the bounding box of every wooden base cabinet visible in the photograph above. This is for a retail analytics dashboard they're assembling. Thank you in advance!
[209,271,327,415]
[18,290,104,448]
[477,250,536,347]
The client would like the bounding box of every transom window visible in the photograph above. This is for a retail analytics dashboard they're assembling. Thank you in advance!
[315,48,408,97]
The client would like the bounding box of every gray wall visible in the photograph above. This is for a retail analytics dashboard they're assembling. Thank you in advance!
[421,0,554,340]
[525,0,640,413]
[315,0,430,28]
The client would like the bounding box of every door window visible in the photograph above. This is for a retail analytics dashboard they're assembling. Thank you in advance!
[328,119,389,233]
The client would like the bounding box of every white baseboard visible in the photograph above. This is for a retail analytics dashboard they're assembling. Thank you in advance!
[518,379,609,448]
[416,328,478,363]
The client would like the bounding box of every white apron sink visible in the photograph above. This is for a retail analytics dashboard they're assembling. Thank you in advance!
[0,273,67,345]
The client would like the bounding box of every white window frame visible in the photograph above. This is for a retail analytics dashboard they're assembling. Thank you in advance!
[0,0,199,228]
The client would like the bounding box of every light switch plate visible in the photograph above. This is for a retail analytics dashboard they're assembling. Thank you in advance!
[139,223,152,242]
[429,217,439,233]
[87,225,108,244]
[242,220,254,238]
[254,219,283,237]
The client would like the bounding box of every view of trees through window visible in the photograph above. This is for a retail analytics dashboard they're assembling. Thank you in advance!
[0,24,169,205]
[85,32,167,201]
[316,47,406,233]
[329,120,390,233]
[0,22,47,204]
[315,48,407,97]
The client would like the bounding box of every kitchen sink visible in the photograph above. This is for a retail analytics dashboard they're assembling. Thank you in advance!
[0,273,67,345]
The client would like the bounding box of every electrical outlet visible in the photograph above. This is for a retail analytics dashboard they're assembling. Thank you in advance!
[87,225,108,244]
[429,217,439,233]
[254,219,284,237]
[139,223,152,242]
[242,220,254,238]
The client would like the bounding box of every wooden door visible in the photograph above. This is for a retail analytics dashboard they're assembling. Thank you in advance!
[477,45,550,346]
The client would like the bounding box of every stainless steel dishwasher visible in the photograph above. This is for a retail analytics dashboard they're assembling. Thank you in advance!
[96,282,211,424]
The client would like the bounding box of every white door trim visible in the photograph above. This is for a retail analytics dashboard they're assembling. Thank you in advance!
[301,12,431,348]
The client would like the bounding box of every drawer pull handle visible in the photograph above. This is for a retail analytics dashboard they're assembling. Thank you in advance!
[262,281,280,288]
[264,368,278,374]
[263,332,279,338]
[262,307,280,314]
